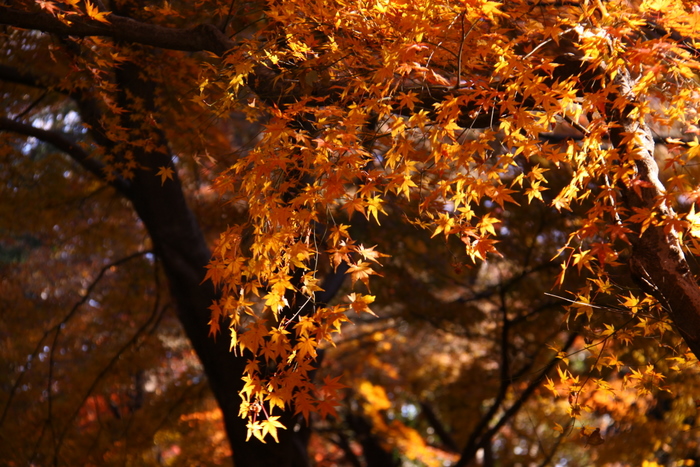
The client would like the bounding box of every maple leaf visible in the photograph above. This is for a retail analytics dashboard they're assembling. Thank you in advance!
[316,397,341,419]
[397,91,420,110]
[686,204,700,238]
[156,166,174,185]
[208,301,222,338]
[620,292,642,313]
[356,244,389,264]
[293,391,315,422]
[544,376,559,397]
[477,214,501,236]
[240,374,262,400]
[347,293,377,316]
[37,1,61,15]
[84,0,111,23]
[261,415,286,442]
[464,237,500,262]
[328,224,350,246]
[319,375,348,395]
[601,323,616,337]
[524,180,548,203]
[239,322,268,354]
[432,212,457,238]
[479,0,506,20]
[293,316,316,337]
[296,336,317,359]
[346,261,380,289]
[246,420,264,442]
[365,195,387,224]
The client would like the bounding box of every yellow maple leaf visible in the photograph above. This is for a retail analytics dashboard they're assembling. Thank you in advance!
[246,420,264,442]
[686,204,700,238]
[365,195,387,224]
[544,376,559,397]
[347,293,377,316]
[261,415,286,443]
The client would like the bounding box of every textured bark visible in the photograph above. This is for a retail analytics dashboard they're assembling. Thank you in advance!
[610,71,700,359]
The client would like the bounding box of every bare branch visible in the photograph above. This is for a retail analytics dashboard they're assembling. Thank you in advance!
[53,262,164,464]
[419,402,460,453]
[0,251,151,430]
[455,332,577,467]
[0,6,234,56]
[0,116,130,194]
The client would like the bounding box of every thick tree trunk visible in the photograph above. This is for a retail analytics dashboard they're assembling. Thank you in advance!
[110,61,311,466]
[130,166,311,467]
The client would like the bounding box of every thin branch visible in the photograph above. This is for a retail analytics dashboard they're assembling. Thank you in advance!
[0,116,131,194]
[0,64,120,169]
[219,0,238,33]
[53,255,164,464]
[0,251,152,431]
[14,90,49,121]
[455,332,577,466]
[419,402,460,452]
[456,295,514,466]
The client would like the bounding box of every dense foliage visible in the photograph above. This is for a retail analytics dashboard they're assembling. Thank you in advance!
[2,0,700,466]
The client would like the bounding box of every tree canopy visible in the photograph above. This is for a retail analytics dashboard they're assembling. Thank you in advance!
[3,0,700,465]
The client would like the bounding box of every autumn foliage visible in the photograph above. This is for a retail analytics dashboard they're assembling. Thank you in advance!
[3,0,700,465]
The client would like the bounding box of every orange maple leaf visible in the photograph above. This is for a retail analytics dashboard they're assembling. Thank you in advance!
[84,0,111,23]
[156,166,174,185]
[346,261,380,289]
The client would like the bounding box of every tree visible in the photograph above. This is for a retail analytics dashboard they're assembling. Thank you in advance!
[2,0,700,465]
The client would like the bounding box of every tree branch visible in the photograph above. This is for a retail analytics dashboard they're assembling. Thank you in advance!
[0,116,130,194]
[0,6,234,56]
[455,332,577,466]
[419,402,460,453]
[0,251,151,431]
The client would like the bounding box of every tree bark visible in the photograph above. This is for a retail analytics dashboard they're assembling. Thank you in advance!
[106,50,312,465]
[609,70,700,359]
[129,147,311,467]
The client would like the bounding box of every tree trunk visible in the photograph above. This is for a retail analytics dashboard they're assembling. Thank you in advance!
[131,166,310,466]
[610,69,700,358]
[108,59,311,466]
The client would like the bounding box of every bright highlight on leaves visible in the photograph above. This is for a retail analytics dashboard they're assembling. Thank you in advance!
[188,0,700,445]
[5,0,700,463]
